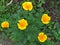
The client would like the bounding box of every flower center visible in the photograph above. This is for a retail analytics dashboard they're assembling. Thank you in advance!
[3,23,8,27]
[20,22,26,28]
[39,35,45,41]
[43,16,49,22]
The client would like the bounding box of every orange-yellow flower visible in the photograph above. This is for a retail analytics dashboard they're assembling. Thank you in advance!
[38,32,47,42]
[22,2,33,11]
[41,14,51,24]
[17,19,28,30]
[1,21,9,28]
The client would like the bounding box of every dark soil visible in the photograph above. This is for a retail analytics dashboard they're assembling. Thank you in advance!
[2,39,13,45]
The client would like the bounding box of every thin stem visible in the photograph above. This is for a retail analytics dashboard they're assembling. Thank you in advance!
[6,0,13,6]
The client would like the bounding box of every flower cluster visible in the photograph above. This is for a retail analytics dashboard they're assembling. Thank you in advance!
[22,2,51,43]
[1,1,51,43]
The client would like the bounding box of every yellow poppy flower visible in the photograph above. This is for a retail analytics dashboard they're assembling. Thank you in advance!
[41,14,51,24]
[38,32,47,42]
[22,2,33,11]
[17,19,28,30]
[1,21,9,28]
